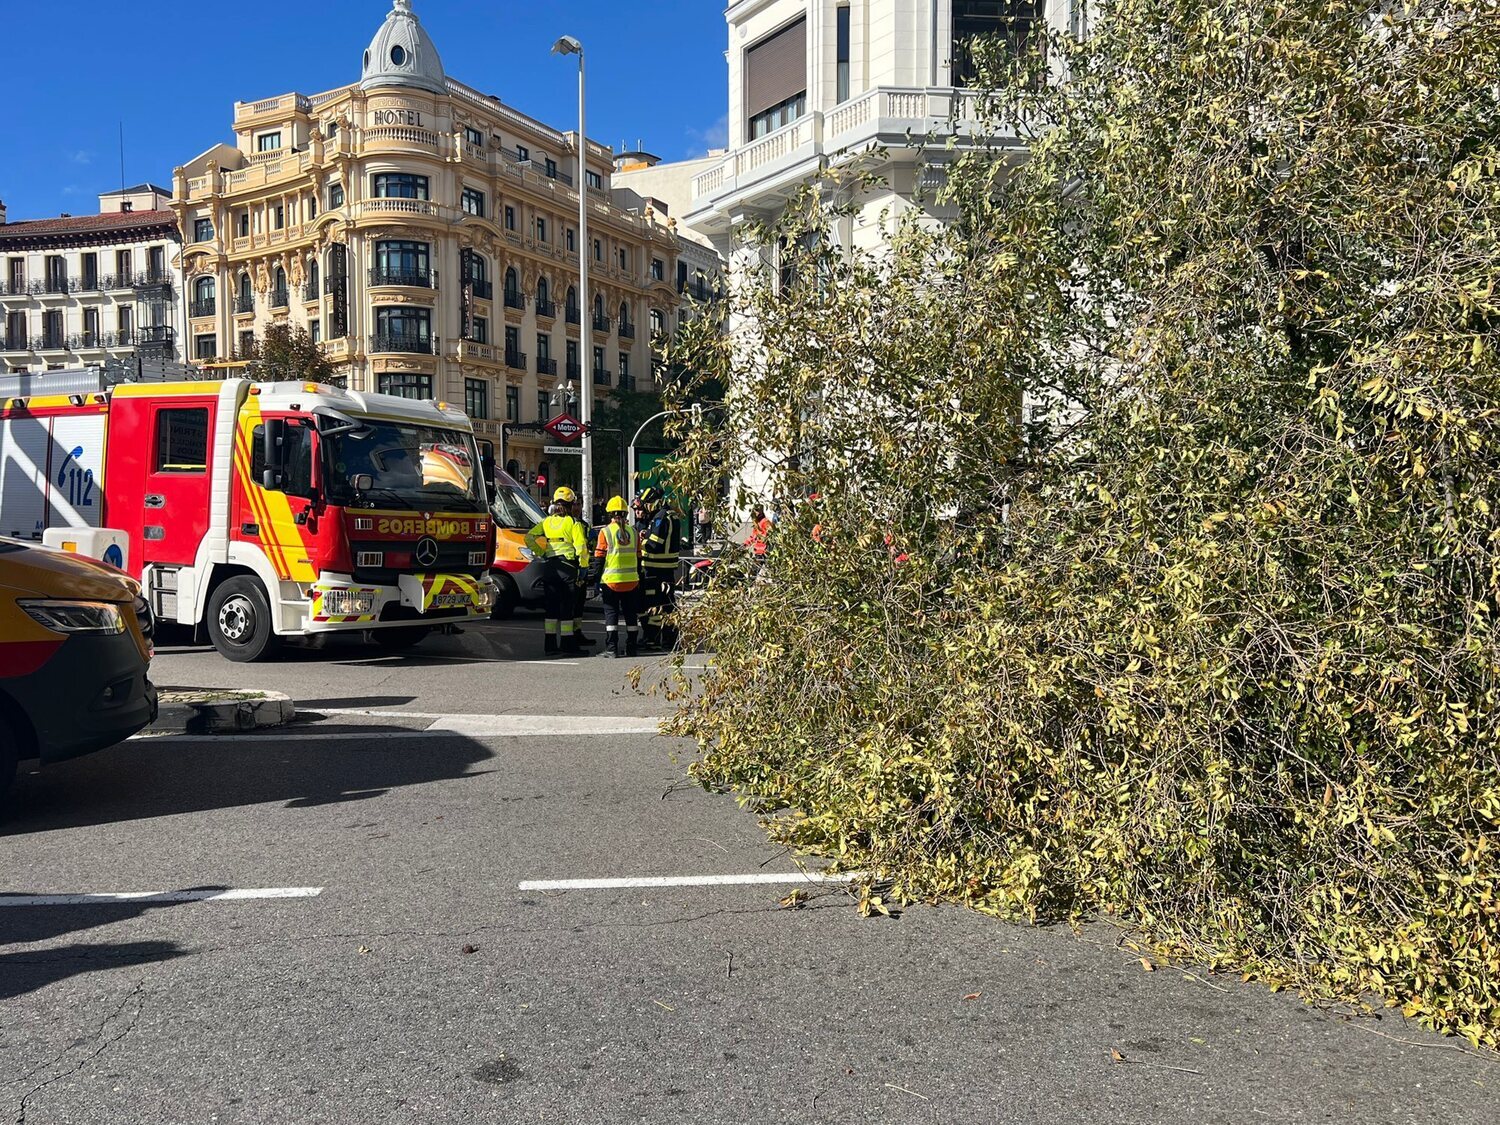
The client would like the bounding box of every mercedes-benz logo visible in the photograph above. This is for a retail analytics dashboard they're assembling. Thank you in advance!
[414,537,440,568]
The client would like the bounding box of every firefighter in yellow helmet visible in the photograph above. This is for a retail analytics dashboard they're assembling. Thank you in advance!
[586,495,641,658]
[524,486,589,656]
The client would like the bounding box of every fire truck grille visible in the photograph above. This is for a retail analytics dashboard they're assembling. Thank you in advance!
[349,540,487,585]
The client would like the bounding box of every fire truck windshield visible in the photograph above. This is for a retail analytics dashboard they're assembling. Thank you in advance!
[323,421,487,513]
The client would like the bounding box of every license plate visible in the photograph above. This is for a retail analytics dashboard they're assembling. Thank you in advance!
[431,593,470,609]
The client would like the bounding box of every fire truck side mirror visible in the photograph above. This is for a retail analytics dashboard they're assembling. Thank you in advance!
[262,417,287,491]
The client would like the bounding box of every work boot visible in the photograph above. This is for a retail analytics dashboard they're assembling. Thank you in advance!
[544,633,559,657]
[562,634,582,655]
[577,628,598,647]
[625,632,639,657]
[599,632,618,659]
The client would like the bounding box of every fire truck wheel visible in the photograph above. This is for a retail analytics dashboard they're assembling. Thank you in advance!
[372,626,431,651]
[208,577,282,663]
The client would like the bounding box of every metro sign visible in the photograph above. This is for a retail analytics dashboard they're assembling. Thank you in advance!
[543,412,586,444]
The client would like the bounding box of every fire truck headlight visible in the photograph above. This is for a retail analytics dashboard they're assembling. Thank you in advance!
[18,599,127,636]
[477,579,497,609]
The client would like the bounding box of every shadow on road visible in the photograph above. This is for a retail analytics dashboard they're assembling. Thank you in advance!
[2,733,494,837]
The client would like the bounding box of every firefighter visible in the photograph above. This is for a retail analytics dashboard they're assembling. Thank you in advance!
[587,495,641,658]
[637,486,683,650]
[523,486,589,656]
[568,495,597,647]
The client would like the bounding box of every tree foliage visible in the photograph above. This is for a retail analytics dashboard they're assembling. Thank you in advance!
[657,0,1500,1045]
[247,322,339,384]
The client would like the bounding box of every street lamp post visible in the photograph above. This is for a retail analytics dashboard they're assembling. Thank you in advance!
[552,34,591,519]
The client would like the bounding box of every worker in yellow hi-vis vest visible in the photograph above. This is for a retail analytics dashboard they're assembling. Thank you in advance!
[587,495,641,658]
[524,486,589,657]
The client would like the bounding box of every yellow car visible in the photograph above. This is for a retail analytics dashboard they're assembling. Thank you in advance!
[0,537,157,795]
[488,470,551,618]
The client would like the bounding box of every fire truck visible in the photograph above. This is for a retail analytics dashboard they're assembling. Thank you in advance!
[0,371,496,661]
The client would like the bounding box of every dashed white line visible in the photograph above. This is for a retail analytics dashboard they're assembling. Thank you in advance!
[517,872,859,892]
[0,887,324,907]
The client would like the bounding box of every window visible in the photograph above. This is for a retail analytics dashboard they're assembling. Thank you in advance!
[516,144,530,162]
[5,311,25,348]
[326,120,339,138]
[651,257,664,282]
[566,339,579,371]
[193,276,216,315]
[83,308,99,343]
[536,332,551,361]
[593,238,602,262]
[746,16,807,139]
[504,268,520,304]
[837,5,852,104]
[537,391,549,422]
[619,352,630,381]
[273,204,285,230]
[372,173,429,200]
[256,131,282,152]
[677,261,688,291]
[545,158,557,178]
[585,170,602,190]
[239,329,255,357]
[328,182,345,208]
[308,195,318,219]
[237,212,250,237]
[465,378,489,419]
[378,373,433,400]
[194,218,214,242]
[505,325,520,353]
[470,316,489,344]
[373,240,431,285]
[374,306,432,343]
[650,308,664,335]
[155,408,210,473]
[390,44,407,65]
[566,228,576,252]
[309,320,320,344]
[536,217,547,243]
[116,249,132,279]
[195,334,217,360]
[537,277,550,306]
[118,306,133,336]
[592,346,605,372]
[464,126,483,147]
[505,385,519,422]
[81,253,98,290]
[238,273,253,302]
[952,0,1041,86]
[504,205,516,231]
[619,301,631,328]
[462,187,486,217]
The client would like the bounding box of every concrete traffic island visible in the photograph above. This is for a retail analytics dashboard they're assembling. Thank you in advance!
[145,689,296,736]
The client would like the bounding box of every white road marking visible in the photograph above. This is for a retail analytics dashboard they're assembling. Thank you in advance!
[425,714,661,737]
[517,872,860,891]
[0,887,323,907]
[137,713,664,742]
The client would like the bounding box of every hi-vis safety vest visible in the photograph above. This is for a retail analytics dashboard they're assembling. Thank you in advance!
[526,514,587,563]
[595,521,640,592]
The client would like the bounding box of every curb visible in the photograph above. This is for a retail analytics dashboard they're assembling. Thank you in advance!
[146,690,296,736]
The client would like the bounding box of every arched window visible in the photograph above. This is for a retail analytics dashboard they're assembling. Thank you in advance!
[650,308,664,336]
[504,267,518,295]
[466,253,488,283]
[194,276,215,302]
[238,273,252,301]
[274,267,286,289]
[566,286,578,315]
[593,294,604,316]
[537,276,549,304]
[307,258,319,295]
[619,301,630,327]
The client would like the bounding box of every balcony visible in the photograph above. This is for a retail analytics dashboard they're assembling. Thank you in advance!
[592,313,612,334]
[618,321,635,340]
[32,334,67,351]
[456,338,497,363]
[136,325,176,347]
[504,348,527,371]
[190,299,217,318]
[369,267,433,289]
[1,335,25,350]
[41,277,73,297]
[269,288,289,309]
[565,305,580,325]
[370,332,436,355]
[233,294,256,314]
[79,273,100,293]
[618,375,638,392]
[133,271,173,292]
[566,361,581,381]
[503,290,524,311]
[535,298,556,320]
[104,274,135,292]
[537,356,557,376]
[592,368,611,387]
[302,281,320,303]
[467,279,493,300]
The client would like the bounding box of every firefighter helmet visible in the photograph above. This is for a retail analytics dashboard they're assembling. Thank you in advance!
[638,486,663,509]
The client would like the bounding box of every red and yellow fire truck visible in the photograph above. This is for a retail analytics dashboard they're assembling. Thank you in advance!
[0,374,496,661]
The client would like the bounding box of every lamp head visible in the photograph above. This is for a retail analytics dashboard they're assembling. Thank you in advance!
[552,35,582,57]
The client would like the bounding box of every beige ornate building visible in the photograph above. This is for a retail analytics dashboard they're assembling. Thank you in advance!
[171,0,691,485]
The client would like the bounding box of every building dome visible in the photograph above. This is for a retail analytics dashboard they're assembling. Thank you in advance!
[360,0,446,96]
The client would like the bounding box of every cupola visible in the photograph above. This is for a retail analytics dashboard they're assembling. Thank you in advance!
[360,0,446,96]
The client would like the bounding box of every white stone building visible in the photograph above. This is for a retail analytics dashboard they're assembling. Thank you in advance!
[0,185,183,375]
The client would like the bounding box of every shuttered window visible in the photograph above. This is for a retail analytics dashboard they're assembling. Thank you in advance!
[745,16,807,120]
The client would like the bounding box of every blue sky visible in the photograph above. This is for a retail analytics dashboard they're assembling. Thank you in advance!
[0,0,729,221]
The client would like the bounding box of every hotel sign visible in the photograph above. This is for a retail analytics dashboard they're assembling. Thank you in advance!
[370,109,424,127]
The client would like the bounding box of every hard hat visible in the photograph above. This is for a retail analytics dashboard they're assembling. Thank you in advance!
[553,486,577,503]
[606,495,628,513]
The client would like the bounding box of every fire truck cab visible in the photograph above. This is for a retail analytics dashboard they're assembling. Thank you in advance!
[0,373,497,661]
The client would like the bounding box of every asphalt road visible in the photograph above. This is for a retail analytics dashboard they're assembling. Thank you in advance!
[2,615,1494,1123]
